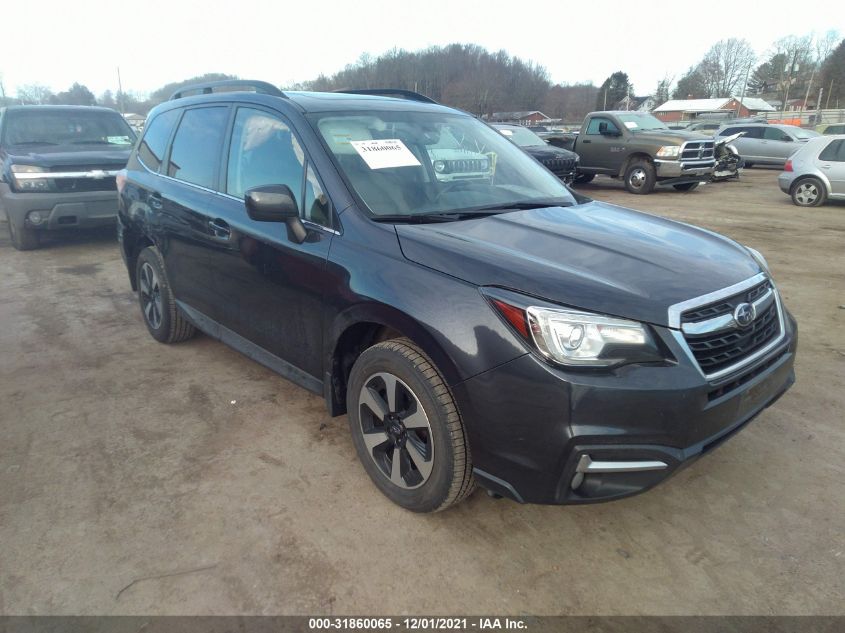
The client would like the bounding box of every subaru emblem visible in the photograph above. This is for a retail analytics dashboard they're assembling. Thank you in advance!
[733,302,755,328]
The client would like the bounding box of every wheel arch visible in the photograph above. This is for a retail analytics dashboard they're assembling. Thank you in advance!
[123,231,156,291]
[618,152,653,178]
[324,304,462,417]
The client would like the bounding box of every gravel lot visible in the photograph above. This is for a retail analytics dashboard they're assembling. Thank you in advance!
[0,169,843,615]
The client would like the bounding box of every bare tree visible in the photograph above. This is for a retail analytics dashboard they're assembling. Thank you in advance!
[16,83,54,105]
[698,39,756,97]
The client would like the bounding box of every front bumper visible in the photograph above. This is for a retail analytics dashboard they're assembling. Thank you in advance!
[454,311,797,505]
[654,159,715,184]
[0,183,118,230]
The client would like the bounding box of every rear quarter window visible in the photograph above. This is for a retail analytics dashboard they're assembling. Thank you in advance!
[819,139,845,162]
[137,109,180,172]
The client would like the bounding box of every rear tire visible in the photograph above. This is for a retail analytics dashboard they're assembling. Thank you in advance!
[6,213,40,251]
[573,173,595,185]
[136,246,196,343]
[790,177,827,207]
[673,182,699,192]
[623,159,656,194]
[347,338,475,512]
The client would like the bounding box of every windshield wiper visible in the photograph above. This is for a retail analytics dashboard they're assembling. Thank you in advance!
[371,210,506,224]
[12,141,59,146]
[71,140,110,145]
[468,199,574,212]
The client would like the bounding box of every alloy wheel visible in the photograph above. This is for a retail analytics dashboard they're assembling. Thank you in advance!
[794,182,819,205]
[139,262,163,330]
[358,372,434,489]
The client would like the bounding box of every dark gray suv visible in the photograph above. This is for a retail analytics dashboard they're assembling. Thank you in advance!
[0,105,136,250]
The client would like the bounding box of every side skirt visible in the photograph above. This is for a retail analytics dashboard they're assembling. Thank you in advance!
[176,300,324,396]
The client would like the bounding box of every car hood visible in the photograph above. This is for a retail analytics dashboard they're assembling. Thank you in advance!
[629,129,712,144]
[396,201,761,327]
[522,144,578,161]
[3,144,132,169]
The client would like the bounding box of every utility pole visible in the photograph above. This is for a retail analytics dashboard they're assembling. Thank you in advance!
[736,64,751,119]
[0,76,6,106]
[817,87,824,126]
[117,66,124,114]
[803,63,817,124]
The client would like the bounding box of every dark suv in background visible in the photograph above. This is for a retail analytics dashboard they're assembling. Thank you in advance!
[0,105,136,250]
[118,80,797,512]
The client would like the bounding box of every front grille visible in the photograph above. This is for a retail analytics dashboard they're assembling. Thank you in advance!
[446,159,487,173]
[48,164,119,193]
[681,140,715,161]
[542,157,577,175]
[54,177,117,192]
[681,280,782,376]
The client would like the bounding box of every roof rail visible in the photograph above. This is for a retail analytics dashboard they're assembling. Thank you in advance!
[333,89,437,104]
[170,80,286,101]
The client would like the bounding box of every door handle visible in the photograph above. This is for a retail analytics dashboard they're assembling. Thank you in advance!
[148,192,163,210]
[208,218,231,240]
[582,139,592,144]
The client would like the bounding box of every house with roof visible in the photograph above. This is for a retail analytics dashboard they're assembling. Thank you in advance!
[613,96,657,112]
[652,97,774,122]
[488,110,551,125]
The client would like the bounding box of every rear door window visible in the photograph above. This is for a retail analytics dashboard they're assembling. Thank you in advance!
[137,109,180,172]
[764,127,792,142]
[819,139,844,162]
[167,106,229,189]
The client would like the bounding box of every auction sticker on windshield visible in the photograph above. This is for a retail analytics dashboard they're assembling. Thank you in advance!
[350,139,421,169]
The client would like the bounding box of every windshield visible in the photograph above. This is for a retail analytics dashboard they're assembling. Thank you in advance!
[791,127,819,140]
[615,113,668,131]
[310,111,576,217]
[3,109,136,147]
[497,126,546,147]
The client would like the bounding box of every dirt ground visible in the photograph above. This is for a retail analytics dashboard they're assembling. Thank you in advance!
[0,169,843,616]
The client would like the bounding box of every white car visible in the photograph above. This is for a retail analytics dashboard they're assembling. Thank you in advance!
[777,135,845,207]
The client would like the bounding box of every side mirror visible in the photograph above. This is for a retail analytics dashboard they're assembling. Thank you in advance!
[598,122,620,137]
[245,185,307,243]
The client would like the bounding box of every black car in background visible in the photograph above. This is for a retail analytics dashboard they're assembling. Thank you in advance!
[492,123,579,183]
[0,105,136,250]
[118,80,796,512]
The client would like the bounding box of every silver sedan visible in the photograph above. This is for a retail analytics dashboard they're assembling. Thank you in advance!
[778,135,845,207]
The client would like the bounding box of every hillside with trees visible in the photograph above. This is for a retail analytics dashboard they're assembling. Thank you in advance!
[3,32,842,119]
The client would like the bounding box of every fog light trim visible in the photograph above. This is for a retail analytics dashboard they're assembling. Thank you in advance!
[576,454,668,474]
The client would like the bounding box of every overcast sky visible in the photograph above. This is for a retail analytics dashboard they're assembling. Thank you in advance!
[1,0,842,99]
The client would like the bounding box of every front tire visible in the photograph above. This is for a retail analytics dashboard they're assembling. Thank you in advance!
[347,338,475,512]
[623,159,656,194]
[573,173,595,185]
[136,246,196,343]
[6,213,40,250]
[791,177,827,207]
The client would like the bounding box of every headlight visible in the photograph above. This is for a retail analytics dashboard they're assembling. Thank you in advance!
[433,160,447,173]
[479,159,489,171]
[10,165,53,192]
[656,146,680,158]
[488,293,665,368]
[745,245,770,273]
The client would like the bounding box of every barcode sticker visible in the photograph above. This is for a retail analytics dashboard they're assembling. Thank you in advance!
[350,139,421,169]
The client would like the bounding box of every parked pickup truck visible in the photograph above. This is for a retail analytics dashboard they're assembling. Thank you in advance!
[0,105,136,250]
[559,111,715,194]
